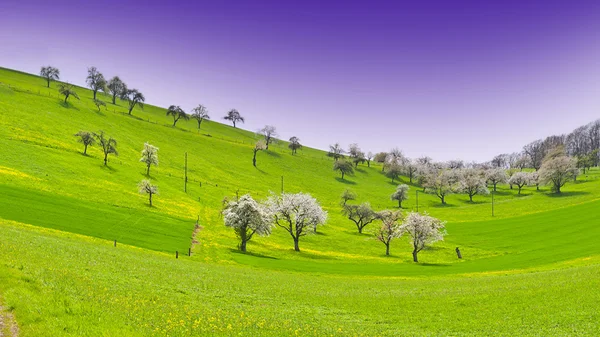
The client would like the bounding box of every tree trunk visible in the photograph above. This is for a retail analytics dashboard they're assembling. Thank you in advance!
[412,250,419,262]
[493,183,497,192]
[518,187,521,195]
[112,94,116,104]
[341,172,345,179]
[233,121,236,128]
[146,164,150,176]
[240,240,247,252]
[367,161,370,167]
[358,226,363,234]
[441,195,445,204]
[149,192,153,207]
[398,200,402,208]
[83,144,88,155]
[104,153,108,165]
[128,105,133,115]
[253,152,257,167]
[469,194,473,202]
[64,95,68,103]
[173,119,177,127]
[93,90,97,100]
[197,120,202,129]
[294,238,300,252]
[385,244,390,256]
[556,185,561,193]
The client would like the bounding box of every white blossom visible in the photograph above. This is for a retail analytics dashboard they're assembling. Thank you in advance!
[223,194,273,252]
[400,212,446,262]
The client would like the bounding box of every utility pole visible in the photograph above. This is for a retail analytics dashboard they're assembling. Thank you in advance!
[184,152,188,193]
[491,190,495,217]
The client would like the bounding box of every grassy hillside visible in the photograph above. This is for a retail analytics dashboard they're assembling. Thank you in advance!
[1,67,600,335]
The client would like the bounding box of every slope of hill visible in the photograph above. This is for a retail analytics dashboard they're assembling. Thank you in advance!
[1,67,599,335]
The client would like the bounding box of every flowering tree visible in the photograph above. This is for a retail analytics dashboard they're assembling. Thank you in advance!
[342,202,377,233]
[140,142,159,176]
[391,184,409,208]
[374,210,403,256]
[265,192,327,251]
[252,140,267,167]
[223,194,273,252]
[423,169,458,204]
[400,212,446,262]
[259,125,278,149]
[403,161,419,183]
[485,168,508,191]
[138,180,158,206]
[385,163,403,183]
[458,169,489,202]
[508,172,531,195]
[539,156,578,193]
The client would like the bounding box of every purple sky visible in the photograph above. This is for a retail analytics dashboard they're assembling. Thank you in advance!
[2,0,600,162]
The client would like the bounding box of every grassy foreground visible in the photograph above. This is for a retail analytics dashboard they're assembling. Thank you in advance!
[1,67,600,335]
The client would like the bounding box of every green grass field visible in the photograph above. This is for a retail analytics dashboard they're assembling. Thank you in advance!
[1,67,599,336]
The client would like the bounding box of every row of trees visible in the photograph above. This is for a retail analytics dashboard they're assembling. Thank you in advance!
[223,191,446,261]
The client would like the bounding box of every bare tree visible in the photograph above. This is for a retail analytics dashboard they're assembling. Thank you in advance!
[107,76,127,104]
[86,67,107,100]
[140,142,159,176]
[523,139,546,171]
[124,89,145,115]
[400,212,446,262]
[333,160,354,179]
[40,66,60,88]
[403,161,419,183]
[58,83,80,103]
[191,104,210,130]
[74,131,95,155]
[491,154,508,168]
[289,136,302,155]
[391,184,410,208]
[223,194,273,252]
[166,105,189,127]
[252,140,267,167]
[138,180,158,206]
[95,131,118,166]
[374,210,403,256]
[265,192,327,252]
[342,202,377,234]
[224,109,244,128]
[446,159,464,169]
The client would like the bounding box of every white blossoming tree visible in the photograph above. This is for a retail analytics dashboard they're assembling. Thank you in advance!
[400,212,446,262]
[265,192,327,252]
[508,172,531,195]
[223,194,273,252]
[390,184,410,208]
[138,180,158,207]
[458,169,489,202]
[374,210,403,256]
[538,156,579,193]
[423,169,459,204]
[485,168,508,192]
[140,142,159,176]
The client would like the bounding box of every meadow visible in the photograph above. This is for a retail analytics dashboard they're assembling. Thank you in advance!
[1,67,599,336]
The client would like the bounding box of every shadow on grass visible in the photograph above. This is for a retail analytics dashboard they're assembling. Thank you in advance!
[431,202,457,208]
[59,101,80,110]
[229,249,278,260]
[545,190,590,198]
[418,263,452,267]
[465,200,487,205]
[101,164,118,172]
[335,177,357,185]
[265,150,281,158]
[253,166,267,175]
[291,250,335,260]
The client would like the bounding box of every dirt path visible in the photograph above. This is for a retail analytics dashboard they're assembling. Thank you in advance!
[0,305,19,337]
